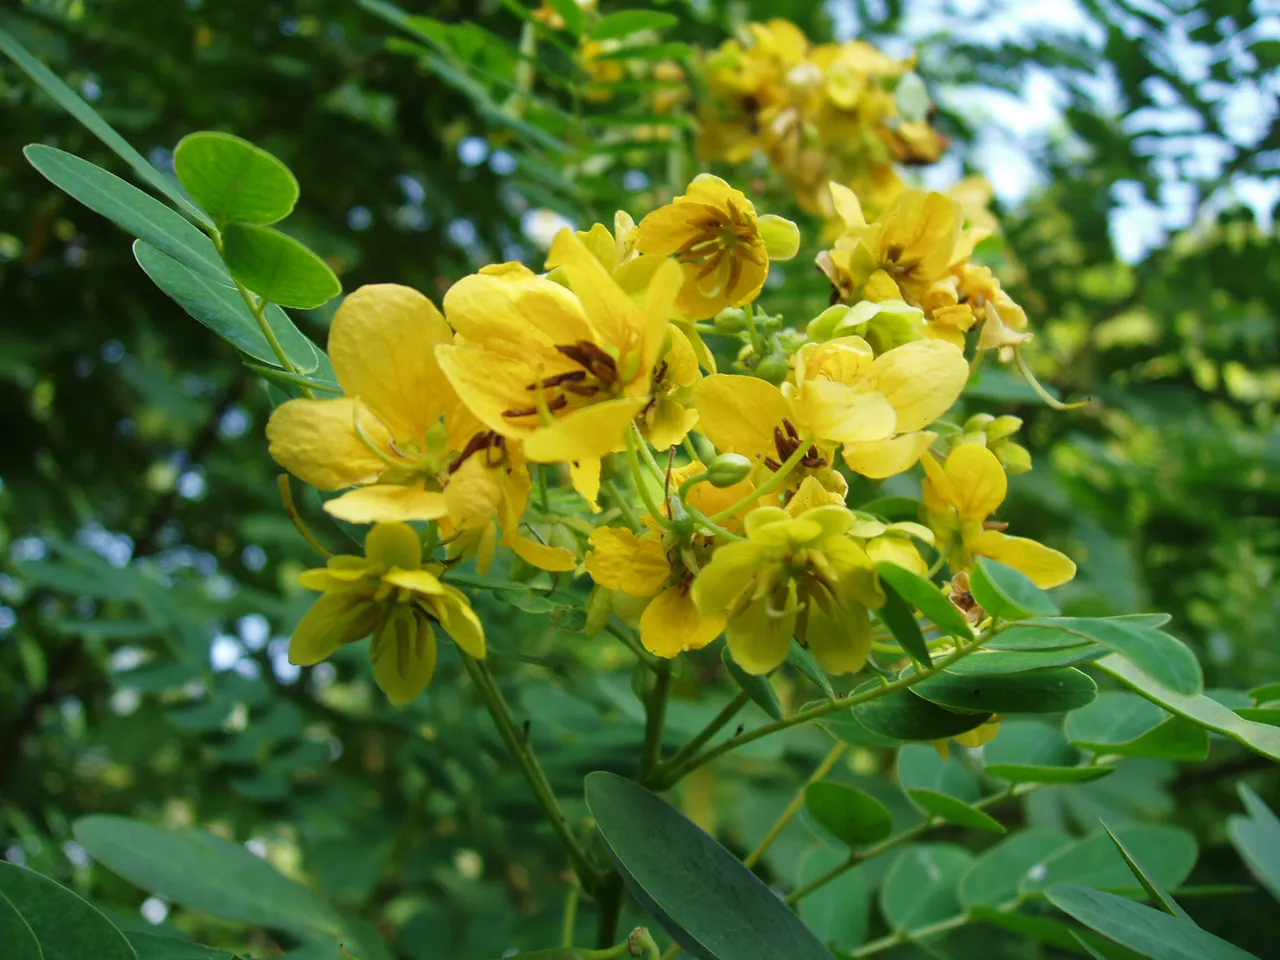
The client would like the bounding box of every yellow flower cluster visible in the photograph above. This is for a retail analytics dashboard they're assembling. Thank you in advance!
[698,20,948,216]
[269,172,1072,703]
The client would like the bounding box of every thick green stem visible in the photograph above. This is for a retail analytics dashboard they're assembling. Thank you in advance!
[640,661,673,781]
[595,872,625,950]
[461,653,603,893]
[648,690,750,787]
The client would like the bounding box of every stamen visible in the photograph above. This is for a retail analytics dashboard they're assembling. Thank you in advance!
[503,394,568,418]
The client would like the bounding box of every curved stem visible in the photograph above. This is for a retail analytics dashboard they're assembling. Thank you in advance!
[683,504,744,542]
[625,427,671,526]
[602,478,643,532]
[277,474,332,557]
[744,742,846,869]
[640,660,673,781]
[647,690,750,787]
[708,437,811,523]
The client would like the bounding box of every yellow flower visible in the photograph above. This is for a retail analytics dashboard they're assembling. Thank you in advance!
[584,526,726,657]
[635,174,799,320]
[435,232,684,504]
[921,444,1075,588]
[290,522,485,706]
[266,284,573,572]
[692,503,882,675]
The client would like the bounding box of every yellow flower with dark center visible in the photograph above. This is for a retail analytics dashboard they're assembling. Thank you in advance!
[290,522,485,706]
[691,503,882,675]
[921,443,1075,588]
[635,174,799,320]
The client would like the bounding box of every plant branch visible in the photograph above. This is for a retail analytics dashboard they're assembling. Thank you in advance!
[640,660,673,781]
[745,742,847,869]
[647,690,750,787]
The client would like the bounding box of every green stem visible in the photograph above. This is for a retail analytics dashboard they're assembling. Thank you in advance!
[561,878,581,949]
[640,661,673,781]
[708,437,811,523]
[851,912,973,957]
[745,742,847,868]
[604,621,658,670]
[601,478,643,532]
[460,653,603,893]
[682,504,744,542]
[648,690,750,787]
[595,872,625,950]
[651,630,997,789]
[625,427,671,525]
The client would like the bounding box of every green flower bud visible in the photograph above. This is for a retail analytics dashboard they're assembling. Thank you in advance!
[755,353,790,384]
[706,453,753,487]
[584,584,612,638]
[757,213,801,260]
[989,415,1023,442]
[997,442,1032,474]
[962,413,995,433]
[714,306,748,332]
[806,304,851,342]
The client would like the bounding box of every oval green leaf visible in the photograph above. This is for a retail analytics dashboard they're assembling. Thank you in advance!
[134,241,321,371]
[591,10,679,40]
[1065,690,1165,747]
[0,889,41,960]
[794,850,869,951]
[722,647,783,721]
[1028,617,1202,695]
[879,844,974,933]
[874,579,931,667]
[174,132,299,225]
[72,815,342,940]
[1046,885,1258,960]
[1227,783,1280,905]
[897,743,978,800]
[584,772,834,960]
[958,828,1075,908]
[0,861,136,960]
[221,222,341,309]
[1021,824,1198,898]
[24,145,225,279]
[945,646,1104,675]
[854,687,992,741]
[809,703,902,748]
[1101,820,1191,920]
[985,763,1114,784]
[984,719,1077,767]
[971,557,1060,620]
[907,789,1006,834]
[910,667,1097,715]
[804,781,893,847]
[876,563,975,640]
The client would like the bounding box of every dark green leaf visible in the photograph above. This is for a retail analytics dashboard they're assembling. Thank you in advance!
[0,889,41,960]
[1248,682,1280,704]
[910,667,1097,714]
[126,932,236,960]
[946,646,1104,674]
[958,828,1074,908]
[221,222,341,309]
[134,241,322,371]
[1101,820,1191,920]
[591,11,679,41]
[876,563,975,640]
[810,704,902,748]
[174,132,299,225]
[593,41,695,62]
[788,643,835,698]
[804,782,893,847]
[722,647,783,721]
[897,743,978,801]
[1226,784,1280,904]
[854,687,991,741]
[875,579,931,667]
[984,720,1077,767]
[907,790,1006,833]
[971,906,1145,959]
[1066,691,1166,748]
[584,772,834,960]
[879,844,973,932]
[0,861,137,960]
[971,557,1060,619]
[1027,618,1202,696]
[985,764,1114,784]
[794,850,869,950]
[1022,825,1198,897]
[24,146,224,278]
[1046,885,1258,960]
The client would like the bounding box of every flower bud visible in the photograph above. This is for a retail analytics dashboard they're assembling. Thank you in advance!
[962,413,995,433]
[988,415,1023,442]
[757,213,801,260]
[584,584,612,638]
[706,453,753,488]
[714,306,748,332]
[997,442,1032,474]
[754,353,790,384]
[806,304,851,342]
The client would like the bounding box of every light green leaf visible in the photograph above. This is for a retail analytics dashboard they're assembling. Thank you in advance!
[907,790,1006,834]
[876,563,975,640]
[1021,824,1198,898]
[24,145,224,279]
[591,10,679,40]
[134,241,321,371]
[1248,682,1280,704]
[971,556,1060,619]
[1227,783,1280,904]
[0,861,137,960]
[1096,654,1280,762]
[547,0,587,35]
[221,222,341,309]
[1101,820,1191,920]
[910,667,1097,714]
[174,132,299,225]
[0,889,41,960]
[874,579,932,667]
[986,764,1115,784]
[72,816,342,940]
[897,743,978,801]
[803,782,893,847]
[722,647,783,721]
[958,828,1074,908]
[584,772,834,960]
[593,41,694,62]
[1027,618,1202,696]
[879,844,973,932]
[854,687,992,741]
[1046,885,1258,960]
[1067,691,1166,747]
[0,25,213,229]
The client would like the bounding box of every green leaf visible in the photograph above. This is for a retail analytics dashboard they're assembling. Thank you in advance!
[1021,825,1198,898]
[854,687,992,741]
[583,772,834,960]
[221,222,341,309]
[0,861,137,960]
[985,719,1077,767]
[958,828,1074,908]
[788,643,835,698]
[126,932,237,960]
[1027,618,1202,696]
[23,146,224,279]
[874,580,931,667]
[1248,682,1280,704]
[547,0,587,35]
[1226,783,1280,904]
[794,850,869,950]
[134,241,321,371]
[986,764,1114,784]
[897,743,978,801]
[72,816,342,940]
[591,10,679,40]
[174,132,299,225]
[722,647,783,721]
[1096,653,1280,762]
[0,889,41,960]
[804,782,893,847]
[876,563,975,640]
[910,667,1097,714]
[0,26,213,229]
[879,844,974,932]
[907,790,1006,833]
[1066,691,1166,748]
[860,497,923,521]
[945,646,1105,675]
[1101,821,1191,920]
[971,906,1145,958]
[593,41,694,62]
[1046,885,1258,960]
[970,557,1060,619]
[811,704,902,748]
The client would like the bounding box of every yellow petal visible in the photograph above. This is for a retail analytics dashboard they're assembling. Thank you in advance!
[371,607,437,706]
[640,586,726,657]
[290,593,378,666]
[585,527,670,596]
[828,181,866,228]
[953,719,1002,748]
[364,521,423,571]
[325,484,450,523]
[382,566,446,597]
[757,214,800,261]
[443,454,504,530]
[634,199,708,258]
[691,540,761,614]
[871,340,968,432]
[433,585,487,657]
[786,476,847,514]
[804,597,870,676]
[866,536,928,576]
[641,258,686,376]
[645,397,700,452]
[799,380,897,445]
[842,431,937,480]
[971,530,1076,588]
[445,267,593,351]
[267,398,385,490]
[570,457,603,509]
[522,397,650,462]
[725,594,795,675]
[548,227,645,354]
[943,443,1007,519]
[509,533,578,572]
[329,284,452,445]
[695,374,790,460]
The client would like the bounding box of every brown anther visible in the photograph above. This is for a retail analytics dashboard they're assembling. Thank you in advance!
[886,243,904,262]
[800,445,828,469]
[449,431,505,474]
[782,417,801,441]
[502,394,568,418]
[562,381,600,397]
[983,520,1010,531]
[764,456,783,471]
[556,341,618,384]
[528,369,587,390]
